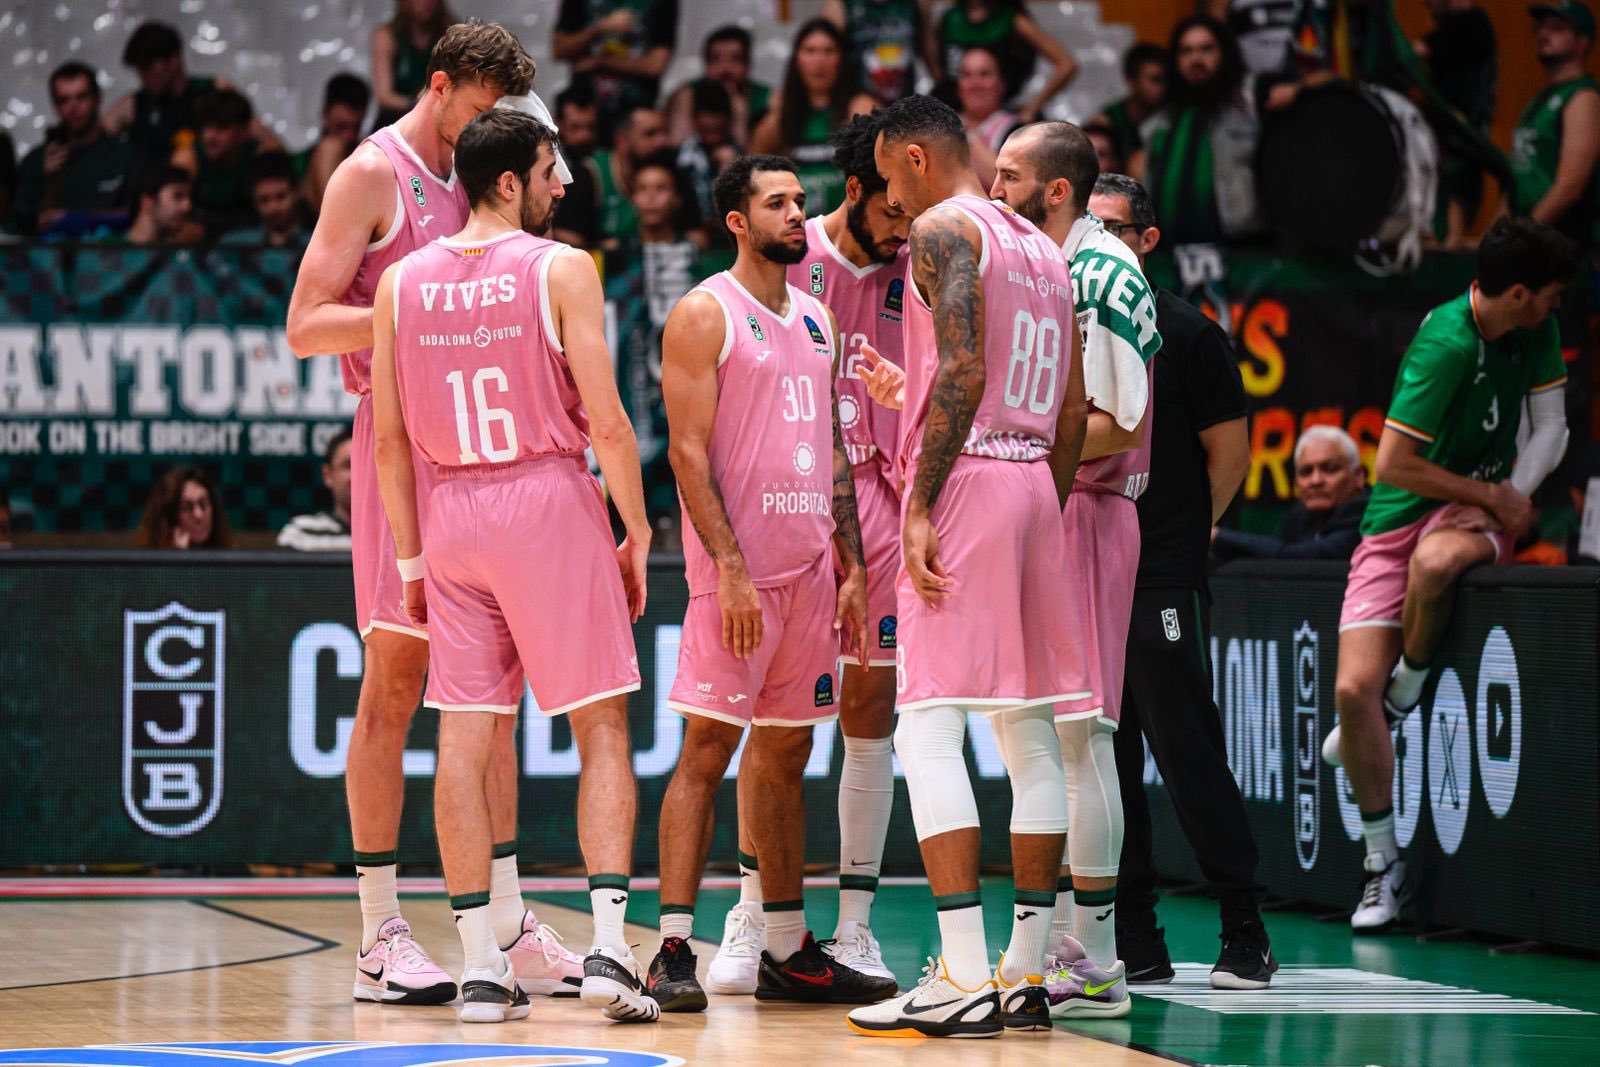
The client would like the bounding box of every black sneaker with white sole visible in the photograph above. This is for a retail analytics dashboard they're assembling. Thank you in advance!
[459,970,532,1023]
[646,936,708,1012]
[999,978,1051,1030]
[1117,923,1175,985]
[755,931,899,1004]
[1211,920,1278,990]
[581,947,660,1022]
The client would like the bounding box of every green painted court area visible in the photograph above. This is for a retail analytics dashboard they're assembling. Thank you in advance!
[537,879,1600,1066]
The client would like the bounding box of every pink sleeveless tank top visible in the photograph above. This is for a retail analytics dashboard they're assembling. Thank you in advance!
[681,273,839,597]
[898,194,1076,481]
[392,232,589,472]
[340,125,469,396]
[790,216,906,476]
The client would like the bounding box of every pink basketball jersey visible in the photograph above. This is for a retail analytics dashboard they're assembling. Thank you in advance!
[341,126,470,396]
[1076,357,1155,499]
[392,232,590,472]
[898,194,1075,481]
[790,216,906,473]
[681,273,838,597]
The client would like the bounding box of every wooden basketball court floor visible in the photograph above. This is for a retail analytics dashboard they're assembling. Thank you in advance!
[3,879,1597,1066]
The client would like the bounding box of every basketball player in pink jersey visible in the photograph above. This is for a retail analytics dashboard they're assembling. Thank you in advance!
[288,23,582,1005]
[644,154,896,1014]
[845,96,1089,1040]
[368,108,656,1024]
[702,114,910,995]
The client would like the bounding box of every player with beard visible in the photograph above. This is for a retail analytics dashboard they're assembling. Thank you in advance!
[287,23,589,1006]
[703,114,909,996]
[370,108,657,1024]
[646,154,895,1013]
[846,95,1088,1039]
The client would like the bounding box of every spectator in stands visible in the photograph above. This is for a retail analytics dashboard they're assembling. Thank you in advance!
[173,89,263,236]
[296,74,371,215]
[1213,425,1369,561]
[121,165,201,246]
[556,83,602,160]
[957,45,1020,154]
[553,0,679,139]
[104,21,250,174]
[751,18,876,216]
[1415,1,1497,249]
[676,81,739,227]
[1509,2,1598,249]
[556,104,671,255]
[1083,121,1125,177]
[1202,0,1298,75]
[824,0,937,104]
[13,61,137,237]
[665,26,772,149]
[933,0,1076,123]
[606,152,711,543]
[371,0,458,128]
[278,428,353,551]
[1134,14,1262,246]
[137,466,232,549]
[220,152,308,249]
[1091,42,1165,165]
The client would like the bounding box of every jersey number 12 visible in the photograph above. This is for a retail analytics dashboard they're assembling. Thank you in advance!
[446,367,519,463]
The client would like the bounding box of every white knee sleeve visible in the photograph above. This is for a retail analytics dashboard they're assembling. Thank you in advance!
[993,707,1068,835]
[1058,717,1123,878]
[894,705,980,841]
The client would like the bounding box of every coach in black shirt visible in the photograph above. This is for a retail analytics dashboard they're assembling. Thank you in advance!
[1088,174,1276,989]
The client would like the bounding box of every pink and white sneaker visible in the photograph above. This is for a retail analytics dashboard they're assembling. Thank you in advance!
[353,917,457,1005]
[505,912,584,997]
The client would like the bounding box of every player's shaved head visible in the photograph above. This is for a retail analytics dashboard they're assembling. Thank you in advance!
[874,95,973,218]
[1007,122,1099,214]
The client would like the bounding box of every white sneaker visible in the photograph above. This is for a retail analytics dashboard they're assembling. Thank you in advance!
[458,956,532,1024]
[1351,857,1408,932]
[825,920,896,981]
[846,957,1002,1039]
[581,946,660,1023]
[704,902,764,994]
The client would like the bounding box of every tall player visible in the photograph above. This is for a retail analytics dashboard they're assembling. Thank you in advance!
[646,154,897,1013]
[846,96,1089,1039]
[990,120,1162,1013]
[369,108,657,1023]
[1325,217,1575,932]
[286,23,581,1004]
[702,114,910,995]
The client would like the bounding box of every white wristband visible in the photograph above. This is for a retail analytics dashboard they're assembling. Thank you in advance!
[397,553,425,582]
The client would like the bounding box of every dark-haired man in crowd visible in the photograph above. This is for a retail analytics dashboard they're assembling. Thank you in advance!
[173,88,267,236]
[220,151,308,248]
[1090,42,1165,165]
[278,428,354,551]
[554,104,671,253]
[298,73,372,214]
[121,165,201,246]
[15,61,138,235]
[1326,217,1578,934]
[666,25,772,148]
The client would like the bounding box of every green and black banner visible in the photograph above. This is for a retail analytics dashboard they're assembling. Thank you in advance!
[1147,560,1600,951]
[3,552,1595,950]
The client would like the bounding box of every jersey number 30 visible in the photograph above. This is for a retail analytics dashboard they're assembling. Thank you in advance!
[446,367,518,463]
[1003,310,1061,415]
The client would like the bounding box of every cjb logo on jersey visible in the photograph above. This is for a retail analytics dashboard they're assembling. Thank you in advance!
[123,602,226,838]
[810,263,825,295]
[409,176,426,207]
[747,314,765,342]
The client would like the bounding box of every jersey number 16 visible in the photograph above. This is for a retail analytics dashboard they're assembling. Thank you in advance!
[446,367,519,464]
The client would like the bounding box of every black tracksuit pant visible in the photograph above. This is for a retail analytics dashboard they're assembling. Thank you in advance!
[1115,585,1266,933]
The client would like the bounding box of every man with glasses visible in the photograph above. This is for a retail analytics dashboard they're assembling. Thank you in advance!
[1088,172,1274,989]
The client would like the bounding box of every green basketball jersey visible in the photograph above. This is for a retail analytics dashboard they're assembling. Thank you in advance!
[1361,289,1567,536]
[1510,75,1600,240]
[791,108,845,217]
[591,149,637,241]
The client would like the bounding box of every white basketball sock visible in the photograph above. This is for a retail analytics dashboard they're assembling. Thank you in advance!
[838,733,893,932]
[935,896,991,990]
[1388,655,1429,712]
[489,847,529,948]
[1000,889,1056,983]
[589,874,630,951]
[453,896,501,973]
[355,856,400,954]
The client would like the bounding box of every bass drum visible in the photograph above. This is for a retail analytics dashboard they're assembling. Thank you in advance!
[1257,81,1434,264]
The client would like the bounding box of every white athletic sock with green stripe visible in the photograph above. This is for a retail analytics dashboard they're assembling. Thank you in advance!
[1073,887,1117,968]
[1001,888,1056,983]
[490,842,529,948]
[355,849,401,954]
[837,734,893,932]
[589,873,630,951]
[1050,876,1075,948]
[452,893,499,973]
[935,891,990,989]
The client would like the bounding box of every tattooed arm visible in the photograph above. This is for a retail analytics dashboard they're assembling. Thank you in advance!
[903,205,984,605]
[663,290,763,658]
[825,306,869,664]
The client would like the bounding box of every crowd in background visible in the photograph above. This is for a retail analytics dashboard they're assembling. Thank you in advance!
[0,0,1596,561]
